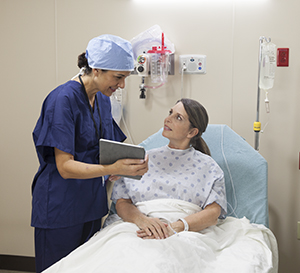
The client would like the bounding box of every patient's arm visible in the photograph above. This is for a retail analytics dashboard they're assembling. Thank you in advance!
[116,198,170,239]
[136,202,221,239]
[171,202,221,233]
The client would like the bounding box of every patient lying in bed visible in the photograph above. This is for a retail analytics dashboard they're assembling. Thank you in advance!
[43,99,277,273]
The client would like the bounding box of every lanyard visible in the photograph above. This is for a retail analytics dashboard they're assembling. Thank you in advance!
[78,75,103,140]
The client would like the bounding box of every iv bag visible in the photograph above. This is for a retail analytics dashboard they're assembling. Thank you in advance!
[110,88,123,125]
[259,42,276,90]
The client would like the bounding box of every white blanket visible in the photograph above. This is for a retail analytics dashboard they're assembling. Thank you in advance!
[44,199,278,273]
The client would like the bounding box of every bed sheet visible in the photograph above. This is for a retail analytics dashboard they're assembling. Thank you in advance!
[44,199,278,273]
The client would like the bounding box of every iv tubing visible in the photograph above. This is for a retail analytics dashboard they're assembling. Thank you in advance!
[181,63,187,98]
[113,88,134,144]
[121,114,134,144]
[144,82,165,89]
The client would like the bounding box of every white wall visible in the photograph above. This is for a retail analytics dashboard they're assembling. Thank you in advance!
[1,0,299,272]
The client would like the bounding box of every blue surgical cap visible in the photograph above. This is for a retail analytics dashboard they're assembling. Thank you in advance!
[85,34,134,71]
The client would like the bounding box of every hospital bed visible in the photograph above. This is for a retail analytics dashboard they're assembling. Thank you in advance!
[44,124,278,273]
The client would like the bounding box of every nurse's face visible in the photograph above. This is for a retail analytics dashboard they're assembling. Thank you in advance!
[95,70,131,97]
[162,102,198,149]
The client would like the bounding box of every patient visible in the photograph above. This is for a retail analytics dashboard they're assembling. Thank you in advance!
[43,99,277,273]
[112,98,227,239]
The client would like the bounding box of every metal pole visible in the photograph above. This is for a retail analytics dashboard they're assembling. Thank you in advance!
[254,36,270,151]
[254,37,263,151]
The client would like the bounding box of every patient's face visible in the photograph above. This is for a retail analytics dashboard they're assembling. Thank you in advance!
[163,102,195,149]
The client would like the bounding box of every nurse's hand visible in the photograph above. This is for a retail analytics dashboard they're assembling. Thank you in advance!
[113,154,149,178]
[54,148,147,180]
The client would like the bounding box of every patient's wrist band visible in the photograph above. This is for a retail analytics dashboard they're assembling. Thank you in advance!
[178,218,189,231]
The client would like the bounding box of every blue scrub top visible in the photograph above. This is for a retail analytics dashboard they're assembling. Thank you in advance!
[31,80,126,229]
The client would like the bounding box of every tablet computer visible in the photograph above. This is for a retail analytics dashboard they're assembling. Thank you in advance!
[99,139,146,180]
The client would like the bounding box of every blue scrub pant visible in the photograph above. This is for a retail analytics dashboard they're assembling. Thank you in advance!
[34,219,101,273]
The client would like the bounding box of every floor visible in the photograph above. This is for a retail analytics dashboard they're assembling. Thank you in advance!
[0,271,34,273]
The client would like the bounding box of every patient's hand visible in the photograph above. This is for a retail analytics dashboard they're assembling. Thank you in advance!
[107,175,121,182]
[116,198,171,239]
[136,218,174,240]
[137,225,176,240]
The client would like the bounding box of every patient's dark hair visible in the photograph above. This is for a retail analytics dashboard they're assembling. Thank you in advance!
[177,98,211,156]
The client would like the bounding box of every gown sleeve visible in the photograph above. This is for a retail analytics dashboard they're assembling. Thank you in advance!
[204,173,227,218]
[111,177,130,202]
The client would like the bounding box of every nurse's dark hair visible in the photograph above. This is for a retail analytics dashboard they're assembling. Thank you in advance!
[177,98,211,156]
[77,53,92,74]
[77,52,108,74]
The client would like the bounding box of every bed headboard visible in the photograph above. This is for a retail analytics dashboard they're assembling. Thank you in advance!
[138,124,269,227]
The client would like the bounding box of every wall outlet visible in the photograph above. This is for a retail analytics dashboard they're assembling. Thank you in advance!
[298,221,300,240]
[179,55,207,74]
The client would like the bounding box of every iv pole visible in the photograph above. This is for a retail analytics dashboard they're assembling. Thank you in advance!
[254,36,271,151]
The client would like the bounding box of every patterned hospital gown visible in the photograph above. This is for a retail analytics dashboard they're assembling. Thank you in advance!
[112,145,227,217]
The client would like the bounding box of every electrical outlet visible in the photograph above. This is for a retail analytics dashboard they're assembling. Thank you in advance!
[277,48,289,67]
[298,221,300,240]
[179,55,206,74]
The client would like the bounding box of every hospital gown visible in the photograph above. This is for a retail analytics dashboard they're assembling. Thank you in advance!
[112,145,227,216]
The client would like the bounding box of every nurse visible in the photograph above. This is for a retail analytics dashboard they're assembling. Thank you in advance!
[31,34,148,272]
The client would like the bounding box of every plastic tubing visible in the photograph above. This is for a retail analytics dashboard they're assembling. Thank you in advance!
[144,82,165,89]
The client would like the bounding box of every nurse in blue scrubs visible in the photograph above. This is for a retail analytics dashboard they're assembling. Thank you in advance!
[31,34,148,272]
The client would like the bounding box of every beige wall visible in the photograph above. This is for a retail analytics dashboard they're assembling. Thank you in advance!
[1,0,299,272]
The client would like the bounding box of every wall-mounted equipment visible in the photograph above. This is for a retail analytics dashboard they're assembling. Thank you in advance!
[179,55,207,74]
[131,25,175,99]
[277,48,289,67]
[136,54,149,77]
